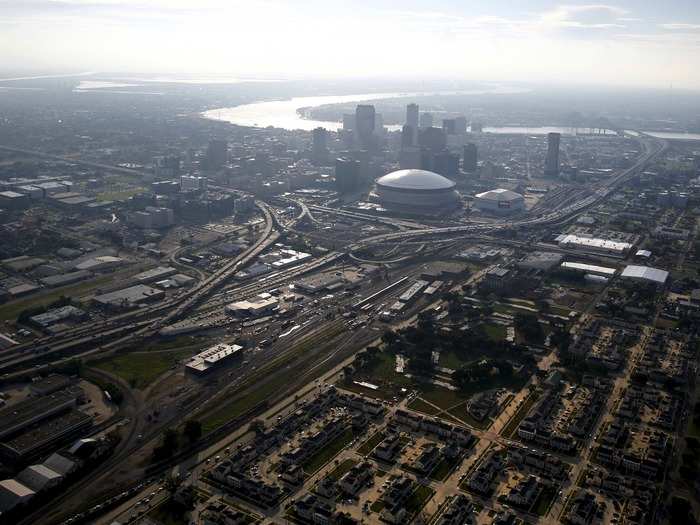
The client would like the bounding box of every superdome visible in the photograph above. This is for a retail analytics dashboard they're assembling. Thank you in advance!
[376,169,456,191]
[372,169,460,213]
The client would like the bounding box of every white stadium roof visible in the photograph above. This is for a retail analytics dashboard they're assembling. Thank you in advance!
[620,265,669,284]
[376,169,456,191]
[475,188,523,201]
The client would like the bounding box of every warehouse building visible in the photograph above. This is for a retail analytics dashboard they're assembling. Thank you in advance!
[225,296,278,317]
[620,265,669,287]
[0,392,77,440]
[0,479,35,513]
[29,306,86,329]
[134,266,178,284]
[0,409,93,463]
[560,262,617,277]
[473,188,525,215]
[556,234,632,257]
[295,273,345,294]
[74,255,125,272]
[39,270,92,288]
[93,285,165,309]
[17,464,63,492]
[185,343,243,375]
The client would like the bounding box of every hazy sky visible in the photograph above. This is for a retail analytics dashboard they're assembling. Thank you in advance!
[1,0,700,88]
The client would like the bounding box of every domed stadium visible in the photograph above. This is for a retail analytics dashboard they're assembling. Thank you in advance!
[372,169,460,212]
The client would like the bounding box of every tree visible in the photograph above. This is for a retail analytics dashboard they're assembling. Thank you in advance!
[183,420,202,444]
[249,419,266,434]
[514,314,545,345]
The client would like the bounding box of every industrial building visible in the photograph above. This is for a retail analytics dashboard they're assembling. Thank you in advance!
[185,343,243,375]
[17,464,63,492]
[93,285,165,308]
[560,262,617,277]
[473,188,525,215]
[0,410,93,462]
[0,392,77,440]
[39,270,91,288]
[371,169,460,213]
[555,234,632,257]
[620,265,669,287]
[399,280,429,303]
[0,479,35,513]
[225,296,278,317]
[294,273,345,294]
[73,255,124,272]
[29,306,86,329]
[133,266,178,284]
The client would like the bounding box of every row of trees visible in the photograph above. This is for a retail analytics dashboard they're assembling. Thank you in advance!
[153,420,203,462]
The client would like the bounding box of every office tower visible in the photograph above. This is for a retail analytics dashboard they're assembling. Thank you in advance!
[545,132,561,176]
[205,139,228,169]
[420,112,434,128]
[335,157,361,194]
[418,127,447,153]
[463,143,478,172]
[442,119,456,135]
[401,125,415,150]
[180,175,208,192]
[406,103,419,129]
[470,122,483,133]
[312,127,328,164]
[432,151,460,178]
[355,105,375,147]
[455,116,468,135]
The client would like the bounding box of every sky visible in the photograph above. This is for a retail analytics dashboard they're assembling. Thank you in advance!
[1,0,700,88]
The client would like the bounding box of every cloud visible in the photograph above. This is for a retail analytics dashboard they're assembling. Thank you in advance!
[540,4,628,29]
[660,23,700,31]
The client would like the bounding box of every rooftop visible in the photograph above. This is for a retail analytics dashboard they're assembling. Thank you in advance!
[376,169,456,191]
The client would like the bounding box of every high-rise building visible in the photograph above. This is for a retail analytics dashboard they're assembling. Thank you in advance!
[420,112,434,128]
[470,122,483,133]
[419,127,447,153]
[180,175,208,192]
[399,148,422,170]
[455,116,467,135]
[335,157,361,194]
[406,103,419,129]
[442,119,456,135]
[312,127,329,164]
[432,151,460,178]
[355,105,375,147]
[401,125,415,150]
[205,139,228,170]
[463,143,478,172]
[545,132,561,177]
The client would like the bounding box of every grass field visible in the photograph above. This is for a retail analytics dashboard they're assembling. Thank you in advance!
[357,431,385,456]
[326,458,358,481]
[405,485,435,517]
[303,429,354,475]
[429,459,453,481]
[483,323,507,341]
[92,347,195,389]
[533,485,558,516]
[501,389,539,438]
[407,397,441,415]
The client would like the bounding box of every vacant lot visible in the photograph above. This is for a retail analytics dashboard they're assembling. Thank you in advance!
[93,347,195,389]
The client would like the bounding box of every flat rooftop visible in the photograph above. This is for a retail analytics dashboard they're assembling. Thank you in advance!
[0,392,76,436]
[1,409,92,457]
